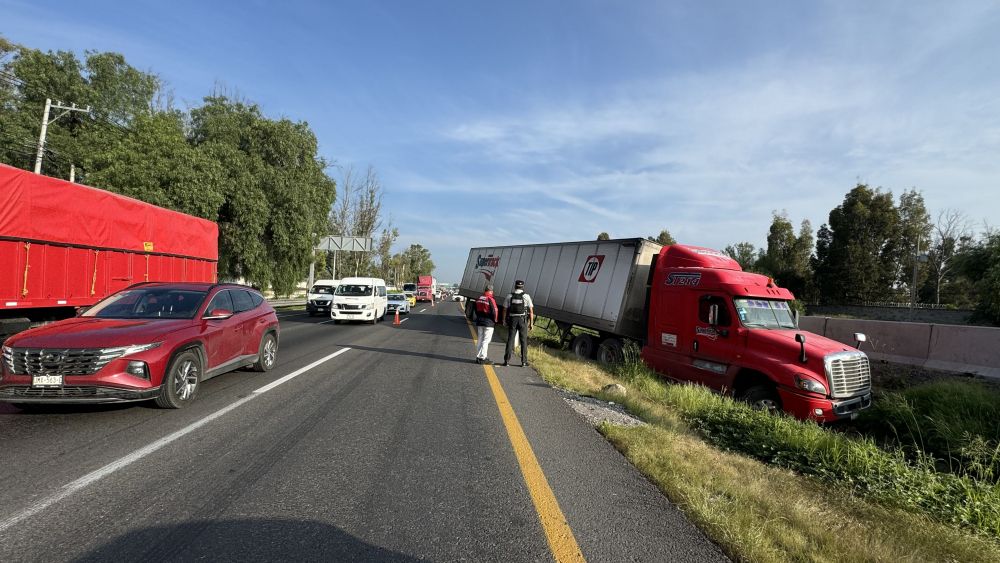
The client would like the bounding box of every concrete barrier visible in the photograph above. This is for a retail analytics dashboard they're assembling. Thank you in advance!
[802,316,1000,380]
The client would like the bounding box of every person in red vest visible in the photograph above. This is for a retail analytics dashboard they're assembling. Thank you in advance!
[473,284,499,364]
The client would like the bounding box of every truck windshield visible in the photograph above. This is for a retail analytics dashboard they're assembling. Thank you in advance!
[403,283,417,292]
[83,288,208,319]
[309,285,335,294]
[336,285,372,296]
[733,298,796,329]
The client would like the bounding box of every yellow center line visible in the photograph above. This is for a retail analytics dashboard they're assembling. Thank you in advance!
[461,303,586,563]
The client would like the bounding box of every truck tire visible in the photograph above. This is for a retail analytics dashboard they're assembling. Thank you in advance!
[570,334,596,359]
[155,349,202,409]
[251,332,277,372]
[598,338,623,365]
[742,385,782,413]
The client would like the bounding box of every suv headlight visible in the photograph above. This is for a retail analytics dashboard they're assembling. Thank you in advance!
[795,374,827,395]
[99,342,163,361]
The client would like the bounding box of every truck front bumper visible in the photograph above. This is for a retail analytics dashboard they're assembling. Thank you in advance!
[778,388,872,422]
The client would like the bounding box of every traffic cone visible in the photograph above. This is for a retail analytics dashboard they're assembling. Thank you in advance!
[393,309,401,325]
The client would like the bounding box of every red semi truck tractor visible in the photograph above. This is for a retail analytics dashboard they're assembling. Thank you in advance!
[0,164,218,337]
[416,275,436,303]
[458,238,872,422]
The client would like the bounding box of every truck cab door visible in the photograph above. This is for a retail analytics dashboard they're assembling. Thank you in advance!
[690,294,739,390]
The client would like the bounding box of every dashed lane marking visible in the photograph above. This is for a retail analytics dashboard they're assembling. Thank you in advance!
[0,347,352,533]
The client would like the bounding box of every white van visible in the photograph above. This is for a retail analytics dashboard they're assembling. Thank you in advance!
[306,279,340,317]
[331,277,388,324]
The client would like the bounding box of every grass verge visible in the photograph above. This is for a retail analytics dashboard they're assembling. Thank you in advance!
[524,335,1000,562]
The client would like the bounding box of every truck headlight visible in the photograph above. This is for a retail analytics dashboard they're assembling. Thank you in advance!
[795,374,827,395]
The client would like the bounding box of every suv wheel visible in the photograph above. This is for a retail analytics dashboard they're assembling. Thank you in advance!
[252,333,278,372]
[155,350,201,409]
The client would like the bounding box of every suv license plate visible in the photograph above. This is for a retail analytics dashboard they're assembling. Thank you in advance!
[32,375,63,387]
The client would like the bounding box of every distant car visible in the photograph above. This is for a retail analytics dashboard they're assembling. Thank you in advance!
[387,293,410,315]
[306,279,339,317]
[404,292,417,307]
[0,282,279,409]
[452,293,464,302]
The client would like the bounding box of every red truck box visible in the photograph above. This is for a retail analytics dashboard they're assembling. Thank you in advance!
[0,164,218,322]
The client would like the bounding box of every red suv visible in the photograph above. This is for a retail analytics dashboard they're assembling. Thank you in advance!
[0,283,279,409]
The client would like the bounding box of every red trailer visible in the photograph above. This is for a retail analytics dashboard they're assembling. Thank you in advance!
[0,164,218,335]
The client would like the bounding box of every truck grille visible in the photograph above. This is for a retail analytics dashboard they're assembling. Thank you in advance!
[3,348,120,376]
[824,352,871,398]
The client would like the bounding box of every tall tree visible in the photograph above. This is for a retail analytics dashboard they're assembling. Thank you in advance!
[596,232,610,240]
[648,229,676,245]
[723,242,760,272]
[896,189,932,300]
[189,96,335,293]
[328,165,391,278]
[757,213,815,300]
[814,184,901,303]
[924,209,973,306]
[955,232,1000,325]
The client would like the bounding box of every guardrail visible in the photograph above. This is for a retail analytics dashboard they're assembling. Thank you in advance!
[800,316,1000,380]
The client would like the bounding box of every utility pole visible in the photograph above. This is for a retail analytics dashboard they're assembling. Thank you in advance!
[34,98,91,174]
[909,238,927,320]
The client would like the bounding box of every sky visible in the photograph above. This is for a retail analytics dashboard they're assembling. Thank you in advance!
[3,0,999,282]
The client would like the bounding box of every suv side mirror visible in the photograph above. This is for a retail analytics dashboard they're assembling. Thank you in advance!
[204,308,234,320]
[76,306,91,317]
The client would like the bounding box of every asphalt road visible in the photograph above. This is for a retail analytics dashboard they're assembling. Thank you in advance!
[0,303,727,562]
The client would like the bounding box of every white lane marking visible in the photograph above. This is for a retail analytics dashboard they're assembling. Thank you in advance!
[0,347,352,533]
[317,319,336,325]
[399,318,410,324]
[419,308,427,313]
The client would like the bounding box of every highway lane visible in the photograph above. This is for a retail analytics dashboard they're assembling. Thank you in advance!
[0,304,727,562]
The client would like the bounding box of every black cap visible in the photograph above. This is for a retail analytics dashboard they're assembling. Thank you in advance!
[514,280,524,288]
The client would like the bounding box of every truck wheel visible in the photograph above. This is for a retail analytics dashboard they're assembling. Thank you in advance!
[251,333,277,372]
[570,334,596,359]
[155,350,201,409]
[598,338,623,365]
[742,385,782,413]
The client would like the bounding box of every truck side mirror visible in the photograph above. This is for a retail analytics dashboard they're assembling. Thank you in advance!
[794,333,807,363]
[854,332,866,348]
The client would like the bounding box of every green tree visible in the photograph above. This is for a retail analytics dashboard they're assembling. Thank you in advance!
[814,184,901,303]
[398,244,435,279]
[923,209,973,306]
[723,242,760,272]
[597,232,610,240]
[897,188,932,300]
[189,96,335,294]
[758,213,815,301]
[648,229,676,245]
[956,232,1000,325]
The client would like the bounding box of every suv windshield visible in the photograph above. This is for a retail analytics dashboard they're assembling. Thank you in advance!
[309,285,335,294]
[83,288,208,319]
[336,284,372,296]
[733,298,796,329]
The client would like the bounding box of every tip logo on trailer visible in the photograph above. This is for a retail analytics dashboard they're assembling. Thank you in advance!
[578,255,605,283]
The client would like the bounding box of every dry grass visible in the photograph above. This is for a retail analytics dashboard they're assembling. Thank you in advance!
[526,337,1000,562]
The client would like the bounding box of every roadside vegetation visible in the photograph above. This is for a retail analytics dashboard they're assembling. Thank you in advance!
[854,379,1000,483]
[522,326,1000,562]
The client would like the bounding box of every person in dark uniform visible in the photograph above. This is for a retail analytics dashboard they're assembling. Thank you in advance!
[502,280,534,367]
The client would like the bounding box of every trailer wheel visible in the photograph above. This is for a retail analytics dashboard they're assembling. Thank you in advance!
[598,338,623,365]
[570,334,596,359]
[742,385,782,413]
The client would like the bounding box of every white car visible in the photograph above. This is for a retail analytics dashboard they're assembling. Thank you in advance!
[387,292,410,315]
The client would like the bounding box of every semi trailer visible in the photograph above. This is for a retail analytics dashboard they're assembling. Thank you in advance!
[0,164,218,338]
[458,238,871,422]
